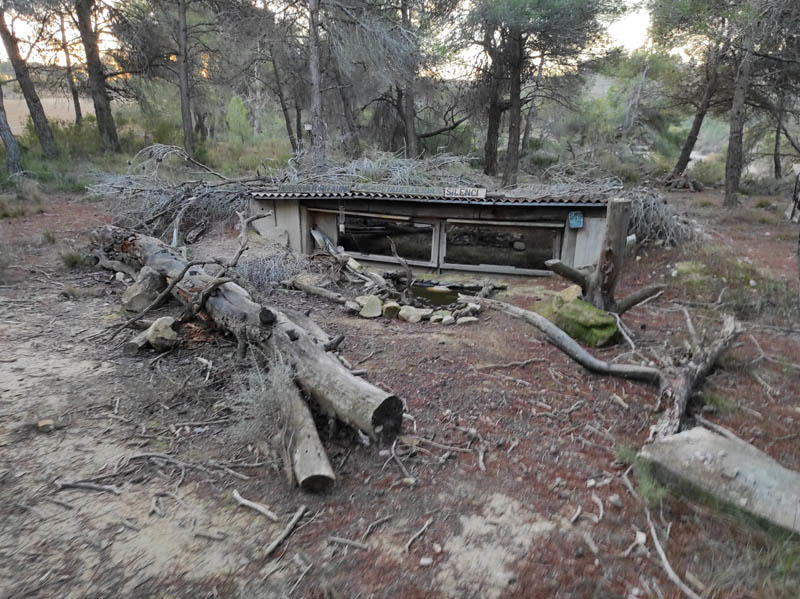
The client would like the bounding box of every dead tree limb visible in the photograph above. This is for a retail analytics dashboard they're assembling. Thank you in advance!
[290,273,346,304]
[464,295,661,384]
[469,295,741,438]
[649,314,741,440]
[545,198,664,314]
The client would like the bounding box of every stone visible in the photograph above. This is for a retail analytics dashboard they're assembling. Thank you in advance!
[457,316,479,325]
[122,266,166,313]
[608,494,623,509]
[382,301,402,319]
[442,315,455,325]
[344,300,361,315]
[145,316,178,351]
[551,299,619,347]
[37,419,54,433]
[466,302,481,315]
[115,271,128,283]
[639,427,800,535]
[357,295,382,318]
[419,557,433,567]
[398,306,432,323]
[430,310,451,324]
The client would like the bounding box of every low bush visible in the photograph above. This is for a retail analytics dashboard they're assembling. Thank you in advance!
[687,156,725,186]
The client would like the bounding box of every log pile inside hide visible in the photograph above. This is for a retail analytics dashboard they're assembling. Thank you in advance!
[91,225,403,492]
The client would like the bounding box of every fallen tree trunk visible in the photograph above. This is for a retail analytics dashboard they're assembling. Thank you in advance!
[92,225,403,445]
[650,314,741,440]
[289,273,346,305]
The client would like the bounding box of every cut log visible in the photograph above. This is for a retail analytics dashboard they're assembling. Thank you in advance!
[122,316,177,355]
[273,310,402,439]
[92,225,403,442]
[276,376,336,492]
[546,198,664,314]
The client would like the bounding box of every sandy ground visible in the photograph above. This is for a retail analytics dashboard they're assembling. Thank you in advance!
[1,188,799,598]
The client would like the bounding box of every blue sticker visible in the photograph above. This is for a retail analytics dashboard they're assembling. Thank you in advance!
[568,211,584,229]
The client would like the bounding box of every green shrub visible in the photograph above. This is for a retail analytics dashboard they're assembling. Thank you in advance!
[688,156,725,186]
[597,151,640,183]
[59,248,85,269]
[224,96,252,145]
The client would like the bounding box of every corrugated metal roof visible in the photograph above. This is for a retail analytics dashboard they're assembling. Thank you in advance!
[250,187,607,208]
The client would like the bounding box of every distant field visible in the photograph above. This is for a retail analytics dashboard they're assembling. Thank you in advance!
[4,96,95,134]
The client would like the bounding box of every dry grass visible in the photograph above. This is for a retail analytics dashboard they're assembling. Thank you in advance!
[3,96,96,134]
[228,348,290,446]
[670,244,799,325]
[58,248,86,269]
[688,508,800,599]
[236,249,307,292]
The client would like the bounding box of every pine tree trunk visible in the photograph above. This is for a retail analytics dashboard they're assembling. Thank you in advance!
[295,99,303,153]
[194,109,208,142]
[400,0,419,158]
[59,13,82,126]
[332,57,361,159]
[520,58,545,159]
[0,9,57,159]
[271,49,298,154]
[177,0,194,158]
[0,84,22,175]
[75,0,120,152]
[308,0,326,168]
[502,32,523,187]
[483,86,502,176]
[774,119,782,180]
[724,32,755,208]
[671,108,708,180]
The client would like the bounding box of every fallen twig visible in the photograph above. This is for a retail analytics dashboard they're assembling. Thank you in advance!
[266,505,307,556]
[361,515,392,540]
[54,479,121,495]
[404,517,433,553]
[232,490,279,522]
[328,536,370,551]
[646,508,702,599]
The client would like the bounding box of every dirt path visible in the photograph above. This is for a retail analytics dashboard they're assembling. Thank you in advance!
[1,190,799,598]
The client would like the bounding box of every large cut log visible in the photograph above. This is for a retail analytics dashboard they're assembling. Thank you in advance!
[276,374,336,492]
[91,225,403,442]
[545,198,664,314]
[640,427,800,535]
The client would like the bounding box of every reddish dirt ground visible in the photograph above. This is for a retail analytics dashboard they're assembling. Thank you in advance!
[1,188,798,599]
